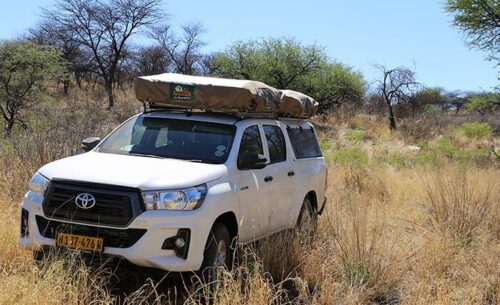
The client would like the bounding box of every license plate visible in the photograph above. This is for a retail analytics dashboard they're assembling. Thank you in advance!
[56,232,103,252]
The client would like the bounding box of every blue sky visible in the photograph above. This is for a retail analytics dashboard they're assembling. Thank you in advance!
[1,0,498,92]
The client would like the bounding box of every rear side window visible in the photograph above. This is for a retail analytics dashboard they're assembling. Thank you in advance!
[286,125,322,159]
[263,125,286,163]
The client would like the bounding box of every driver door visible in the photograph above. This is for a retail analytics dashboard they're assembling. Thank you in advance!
[236,125,272,242]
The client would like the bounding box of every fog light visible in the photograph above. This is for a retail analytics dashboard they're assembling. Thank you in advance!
[161,229,191,259]
[175,237,186,248]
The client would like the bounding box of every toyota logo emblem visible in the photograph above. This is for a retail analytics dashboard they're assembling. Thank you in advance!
[75,193,96,209]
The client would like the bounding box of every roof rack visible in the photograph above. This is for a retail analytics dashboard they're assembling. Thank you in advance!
[144,102,289,120]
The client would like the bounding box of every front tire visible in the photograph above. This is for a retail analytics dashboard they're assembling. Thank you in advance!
[200,223,232,288]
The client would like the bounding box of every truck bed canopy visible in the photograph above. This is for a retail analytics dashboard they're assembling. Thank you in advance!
[133,73,319,119]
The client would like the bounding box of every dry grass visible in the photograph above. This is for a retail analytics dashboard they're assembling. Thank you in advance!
[0,91,499,304]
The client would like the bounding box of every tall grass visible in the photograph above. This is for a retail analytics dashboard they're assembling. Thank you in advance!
[0,92,499,304]
[420,167,497,246]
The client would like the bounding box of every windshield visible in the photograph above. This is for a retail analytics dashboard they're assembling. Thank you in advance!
[97,116,236,164]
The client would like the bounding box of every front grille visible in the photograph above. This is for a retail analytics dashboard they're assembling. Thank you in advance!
[42,180,144,227]
[36,216,147,248]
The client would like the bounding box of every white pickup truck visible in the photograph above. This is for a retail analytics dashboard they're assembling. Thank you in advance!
[20,109,327,280]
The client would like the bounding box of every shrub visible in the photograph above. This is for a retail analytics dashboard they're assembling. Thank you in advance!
[331,148,368,165]
[435,137,473,160]
[345,129,366,142]
[435,137,457,157]
[461,122,493,139]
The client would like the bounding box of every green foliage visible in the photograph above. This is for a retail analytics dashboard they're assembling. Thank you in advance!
[0,40,66,133]
[408,87,447,115]
[414,151,440,166]
[211,37,365,113]
[306,62,365,112]
[461,122,493,139]
[345,129,366,142]
[377,153,409,168]
[331,148,368,165]
[423,104,439,115]
[434,137,493,163]
[473,148,494,163]
[465,93,499,114]
[319,139,335,151]
[445,0,500,64]
[212,38,325,87]
[436,137,466,159]
[345,262,374,286]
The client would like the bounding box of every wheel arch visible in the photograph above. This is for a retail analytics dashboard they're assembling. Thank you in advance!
[306,190,318,212]
[212,211,238,242]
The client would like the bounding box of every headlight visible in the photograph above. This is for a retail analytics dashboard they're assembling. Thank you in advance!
[29,172,50,196]
[142,184,207,211]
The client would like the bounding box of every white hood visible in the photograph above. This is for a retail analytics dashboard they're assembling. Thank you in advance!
[39,152,227,190]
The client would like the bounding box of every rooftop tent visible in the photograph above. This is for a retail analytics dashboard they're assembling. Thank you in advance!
[133,73,319,118]
[134,73,281,113]
[278,90,319,118]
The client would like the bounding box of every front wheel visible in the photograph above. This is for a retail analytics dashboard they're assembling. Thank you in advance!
[200,223,232,289]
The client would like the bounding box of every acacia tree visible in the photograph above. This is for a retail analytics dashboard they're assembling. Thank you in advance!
[211,37,365,112]
[149,22,206,75]
[303,62,365,113]
[466,92,500,116]
[211,38,325,88]
[446,0,500,66]
[375,65,421,129]
[0,41,66,135]
[44,0,162,109]
[28,20,92,94]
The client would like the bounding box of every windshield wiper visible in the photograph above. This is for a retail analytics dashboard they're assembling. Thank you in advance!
[127,152,165,159]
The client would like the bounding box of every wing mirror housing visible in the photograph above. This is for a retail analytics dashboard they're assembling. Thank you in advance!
[81,137,101,152]
[238,152,268,170]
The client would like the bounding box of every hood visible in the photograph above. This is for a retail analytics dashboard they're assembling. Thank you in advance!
[39,152,227,190]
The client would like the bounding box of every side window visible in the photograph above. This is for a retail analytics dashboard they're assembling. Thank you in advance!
[238,125,263,166]
[286,125,322,159]
[263,125,287,164]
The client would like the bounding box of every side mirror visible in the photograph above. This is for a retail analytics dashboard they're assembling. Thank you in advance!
[81,137,101,152]
[238,152,268,170]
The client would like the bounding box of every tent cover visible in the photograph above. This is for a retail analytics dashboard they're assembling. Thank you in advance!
[134,73,319,118]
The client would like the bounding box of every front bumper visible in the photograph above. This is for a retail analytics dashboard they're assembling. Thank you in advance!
[19,191,212,272]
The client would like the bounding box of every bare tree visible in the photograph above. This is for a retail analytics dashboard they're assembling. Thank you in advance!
[44,0,162,109]
[150,22,206,75]
[199,53,216,76]
[134,45,171,76]
[375,65,421,129]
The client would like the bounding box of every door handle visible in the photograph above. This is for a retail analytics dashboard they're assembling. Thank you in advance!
[287,171,295,177]
[264,176,273,182]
